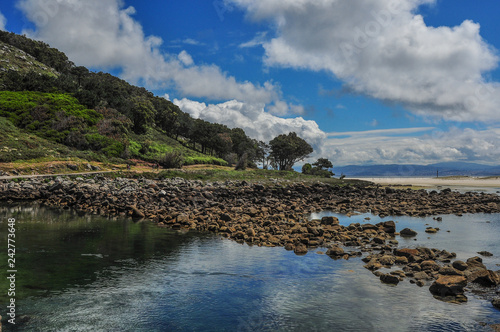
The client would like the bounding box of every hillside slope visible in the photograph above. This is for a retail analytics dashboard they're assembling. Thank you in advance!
[0,31,263,167]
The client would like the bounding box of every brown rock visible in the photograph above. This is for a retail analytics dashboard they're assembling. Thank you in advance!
[400,228,418,237]
[394,248,419,258]
[380,274,400,285]
[294,243,308,255]
[364,259,383,271]
[468,269,500,286]
[326,246,345,258]
[421,260,440,272]
[438,266,463,276]
[379,255,395,266]
[321,216,339,225]
[429,275,467,296]
[395,256,408,265]
[452,260,468,271]
[492,298,500,310]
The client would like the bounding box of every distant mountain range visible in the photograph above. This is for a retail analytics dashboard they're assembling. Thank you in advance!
[335,162,500,177]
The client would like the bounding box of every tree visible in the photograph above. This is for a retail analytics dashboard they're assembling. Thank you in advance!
[269,132,313,171]
[129,96,156,134]
[313,158,333,170]
[302,163,312,174]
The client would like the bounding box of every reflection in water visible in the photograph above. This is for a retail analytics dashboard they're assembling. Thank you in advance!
[0,204,499,331]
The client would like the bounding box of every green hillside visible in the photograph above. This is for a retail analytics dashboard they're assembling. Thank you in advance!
[0,31,263,168]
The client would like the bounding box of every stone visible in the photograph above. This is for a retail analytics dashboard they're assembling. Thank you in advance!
[492,298,500,310]
[468,269,500,287]
[294,244,308,255]
[380,274,400,285]
[394,248,419,258]
[372,236,385,245]
[452,260,468,271]
[364,259,382,271]
[425,227,438,233]
[400,228,418,237]
[321,216,339,225]
[429,275,467,297]
[413,271,430,280]
[478,251,493,257]
[326,246,344,258]
[395,256,408,265]
[129,206,144,218]
[421,260,440,272]
[438,266,462,276]
[379,255,395,266]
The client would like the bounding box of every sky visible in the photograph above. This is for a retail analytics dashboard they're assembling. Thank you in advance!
[1,0,500,166]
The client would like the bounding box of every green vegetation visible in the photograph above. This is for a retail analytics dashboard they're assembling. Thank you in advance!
[269,132,313,171]
[0,32,339,181]
[302,158,335,178]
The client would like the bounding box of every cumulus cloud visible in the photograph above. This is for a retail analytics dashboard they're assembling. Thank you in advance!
[16,0,301,114]
[323,127,500,166]
[228,0,500,122]
[0,11,6,31]
[174,98,326,149]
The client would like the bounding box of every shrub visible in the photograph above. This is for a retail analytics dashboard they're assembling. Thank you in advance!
[160,151,184,169]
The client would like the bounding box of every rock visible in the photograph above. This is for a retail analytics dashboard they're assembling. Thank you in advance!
[326,246,344,258]
[380,274,400,285]
[129,206,144,218]
[379,220,396,233]
[294,244,308,255]
[421,260,440,272]
[438,266,462,276]
[425,227,438,233]
[468,269,500,286]
[364,259,382,271]
[478,251,493,257]
[379,255,395,266]
[413,271,430,280]
[429,275,467,296]
[493,298,500,310]
[372,236,385,245]
[466,256,486,270]
[67,164,78,170]
[452,260,468,271]
[321,216,339,225]
[400,228,418,237]
[395,256,408,265]
[220,213,232,222]
[394,248,419,258]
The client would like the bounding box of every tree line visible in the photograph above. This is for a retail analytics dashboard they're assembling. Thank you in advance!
[0,31,334,173]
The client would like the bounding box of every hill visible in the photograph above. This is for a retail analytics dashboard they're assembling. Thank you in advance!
[336,162,500,177]
[0,31,263,168]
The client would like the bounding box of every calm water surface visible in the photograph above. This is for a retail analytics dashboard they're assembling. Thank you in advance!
[0,204,499,331]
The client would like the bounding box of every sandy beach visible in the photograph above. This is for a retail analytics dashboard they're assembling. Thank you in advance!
[353,176,500,189]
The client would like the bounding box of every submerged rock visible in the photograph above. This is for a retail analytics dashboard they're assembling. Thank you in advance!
[400,228,418,237]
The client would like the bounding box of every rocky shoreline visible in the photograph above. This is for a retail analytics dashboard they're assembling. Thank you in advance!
[1,175,500,307]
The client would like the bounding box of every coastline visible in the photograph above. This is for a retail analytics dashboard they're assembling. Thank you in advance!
[351,176,500,189]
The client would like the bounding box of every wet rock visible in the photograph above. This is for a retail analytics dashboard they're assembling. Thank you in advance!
[321,216,339,225]
[493,298,500,310]
[452,260,468,271]
[400,228,418,237]
[421,260,440,272]
[129,206,144,218]
[478,251,493,257]
[364,259,382,271]
[294,243,308,255]
[429,275,467,297]
[467,269,500,287]
[425,227,438,233]
[438,266,463,276]
[395,256,408,265]
[380,273,400,285]
[326,246,344,258]
[379,255,395,266]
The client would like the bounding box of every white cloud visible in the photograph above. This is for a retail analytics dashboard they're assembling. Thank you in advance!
[17,0,300,115]
[174,98,326,148]
[229,0,500,122]
[323,127,500,166]
[239,31,268,48]
[0,11,6,31]
[178,50,194,67]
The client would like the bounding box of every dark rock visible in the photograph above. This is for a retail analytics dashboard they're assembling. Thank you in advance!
[294,244,308,255]
[429,275,467,296]
[364,259,382,271]
[67,164,78,170]
[452,260,468,271]
[468,269,500,286]
[478,251,493,257]
[326,246,344,258]
[400,228,418,237]
[379,255,395,266]
[425,227,438,233]
[130,206,144,218]
[321,216,339,225]
[493,298,500,310]
[438,266,462,276]
[380,274,400,285]
[421,260,440,272]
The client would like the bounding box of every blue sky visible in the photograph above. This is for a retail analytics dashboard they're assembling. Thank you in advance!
[1,0,500,166]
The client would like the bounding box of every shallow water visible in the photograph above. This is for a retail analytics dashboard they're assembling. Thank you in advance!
[0,204,499,331]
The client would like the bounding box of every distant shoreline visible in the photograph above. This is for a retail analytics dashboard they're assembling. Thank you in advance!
[351,176,500,189]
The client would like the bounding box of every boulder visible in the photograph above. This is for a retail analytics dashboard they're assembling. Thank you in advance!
[452,260,468,271]
[400,228,418,237]
[421,260,440,272]
[326,246,344,258]
[493,298,500,310]
[478,251,493,257]
[380,274,400,285]
[321,216,339,225]
[379,255,395,266]
[294,244,308,255]
[364,259,382,271]
[429,275,467,296]
[467,269,500,287]
[438,266,462,276]
[394,248,419,259]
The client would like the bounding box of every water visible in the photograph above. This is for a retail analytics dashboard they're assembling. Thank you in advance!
[0,204,499,331]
